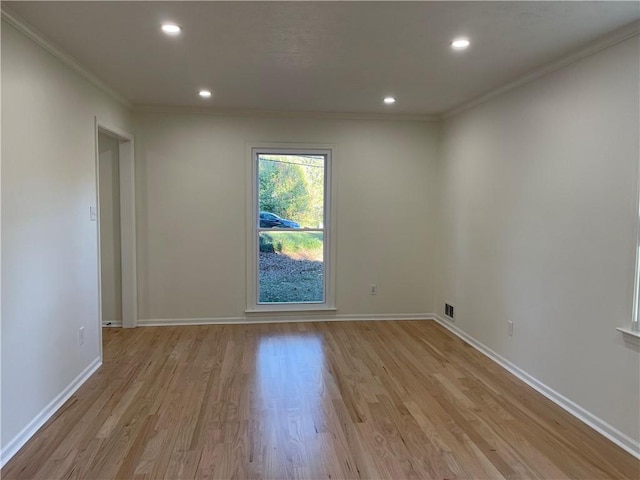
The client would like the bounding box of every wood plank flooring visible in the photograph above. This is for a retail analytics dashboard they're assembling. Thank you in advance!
[2,321,638,479]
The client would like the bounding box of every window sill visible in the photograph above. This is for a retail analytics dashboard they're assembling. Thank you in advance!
[245,307,337,317]
[617,327,640,346]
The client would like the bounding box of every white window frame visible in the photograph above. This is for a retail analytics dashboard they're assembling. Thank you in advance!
[633,179,640,332]
[633,253,640,330]
[622,157,640,337]
[246,143,337,314]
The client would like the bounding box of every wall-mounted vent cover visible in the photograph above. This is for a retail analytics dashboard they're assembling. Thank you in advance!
[445,303,455,320]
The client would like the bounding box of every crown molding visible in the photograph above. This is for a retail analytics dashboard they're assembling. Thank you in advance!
[1,7,132,109]
[3,4,637,123]
[132,104,440,122]
[442,20,640,120]
[0,5,435,122]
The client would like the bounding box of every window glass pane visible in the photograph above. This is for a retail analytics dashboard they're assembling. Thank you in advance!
[258,231,324,303]
[258,154,325,229]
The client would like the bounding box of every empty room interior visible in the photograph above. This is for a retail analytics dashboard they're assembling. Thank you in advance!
[2,1,640,479]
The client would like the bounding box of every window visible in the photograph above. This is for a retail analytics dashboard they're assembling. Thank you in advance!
[633,226,640,330]
[624,180,640,336]
[247,146,335,312]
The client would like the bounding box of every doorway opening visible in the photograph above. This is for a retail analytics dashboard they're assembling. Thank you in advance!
[95,120,137,333]
[98,131,122,327]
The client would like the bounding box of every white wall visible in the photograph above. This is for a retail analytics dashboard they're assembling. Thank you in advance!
[1,21,131,452]
[133,112,439,321]
[3,7,637,465]
[437,37,640,446]
[98,132,122,325]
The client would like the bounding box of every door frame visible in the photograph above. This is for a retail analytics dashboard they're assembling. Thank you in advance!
[95,117,137,335]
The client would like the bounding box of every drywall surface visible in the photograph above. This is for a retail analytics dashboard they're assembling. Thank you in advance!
[1,21,131,449]
[98,132,122,325]
[133,112,438,320]
[437,37,640,444]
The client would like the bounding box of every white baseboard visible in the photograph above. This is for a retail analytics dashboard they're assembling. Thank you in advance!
[0,357,102,468]
[138,313,434,327]
[433,315,640,459]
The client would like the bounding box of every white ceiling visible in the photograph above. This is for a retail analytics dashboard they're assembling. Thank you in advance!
[4,1,639,115]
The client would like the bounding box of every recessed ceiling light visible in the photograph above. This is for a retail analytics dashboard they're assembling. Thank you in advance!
[199,90,212,98]
[383,96,396,105]
[451,38,470,50]
[161,23,182,35]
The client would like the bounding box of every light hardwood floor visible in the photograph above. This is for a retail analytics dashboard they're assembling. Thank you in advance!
[2,321,638,479]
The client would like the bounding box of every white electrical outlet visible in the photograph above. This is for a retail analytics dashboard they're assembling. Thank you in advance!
[370,284,377,295]
[89,206,97,221]
[78,326,85,345]
[508,320,513,337]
